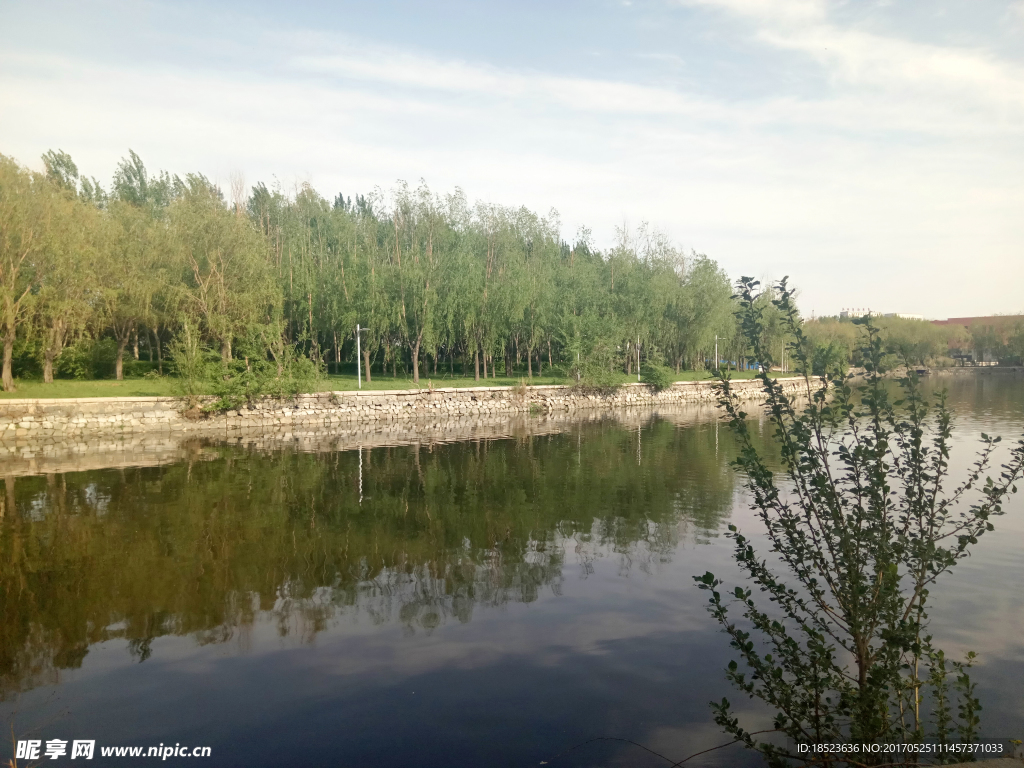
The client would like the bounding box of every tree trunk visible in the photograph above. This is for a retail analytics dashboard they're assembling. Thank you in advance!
[527,346,533,378]
[474,348,480,381]
[490,355,496,378]
[412,337,421,385]
[132,327,140,360]
[116,337,127,381]
[2,333,14,392]
[43,348,56,384]
[363,347,372,383]
[548,340,553,368]
[221,337,232,363]
[154,330,163,375]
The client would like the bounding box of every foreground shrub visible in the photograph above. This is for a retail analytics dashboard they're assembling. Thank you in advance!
[698,277,1024,766]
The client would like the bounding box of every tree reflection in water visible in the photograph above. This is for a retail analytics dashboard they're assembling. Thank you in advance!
[0,415,766,699]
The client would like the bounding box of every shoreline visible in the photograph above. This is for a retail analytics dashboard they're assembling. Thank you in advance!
[0,378,806,460]
[0,401,728,478]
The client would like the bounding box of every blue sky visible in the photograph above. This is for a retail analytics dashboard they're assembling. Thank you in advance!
[2,0,1022,317]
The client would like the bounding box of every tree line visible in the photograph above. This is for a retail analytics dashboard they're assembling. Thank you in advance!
[803,314,1024,370]
[0,149,765,393]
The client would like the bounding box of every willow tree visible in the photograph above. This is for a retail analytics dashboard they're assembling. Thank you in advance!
[388,182,450,385]
[35,190,101,383]
[278,183,335,364]
[33,151,98,382]
[347,201,393,381]
[171,176,278,365]
[98,202,165,380]
[662,254,733,371]
[514,208,559,378]
[0,155,59,390]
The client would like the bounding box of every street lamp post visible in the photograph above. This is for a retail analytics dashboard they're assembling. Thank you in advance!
[356,324,369,389]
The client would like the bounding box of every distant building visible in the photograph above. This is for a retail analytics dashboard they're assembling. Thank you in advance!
[839,308,881,319]
[839,310,924,320]
[931,315,1023,329]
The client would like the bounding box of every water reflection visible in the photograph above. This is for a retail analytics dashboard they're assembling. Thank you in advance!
[1,376,1019,768]
[0,414,747,701]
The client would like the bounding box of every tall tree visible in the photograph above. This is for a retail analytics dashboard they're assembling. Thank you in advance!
[172,176,278,365]
[34,182,101,383]
[0,155,58,390]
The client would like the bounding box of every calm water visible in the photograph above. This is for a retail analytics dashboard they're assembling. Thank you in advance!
[2,376,1023,767]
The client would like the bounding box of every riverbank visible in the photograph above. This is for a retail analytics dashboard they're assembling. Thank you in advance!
[930,365,1024,375]
[0,369,766,399]
[0,377,805,454]
[0,401,731,477]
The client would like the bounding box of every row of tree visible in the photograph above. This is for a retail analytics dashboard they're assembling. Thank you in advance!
[805,313,1024,370]
[0,149,767,393]
[960,321,1024,365]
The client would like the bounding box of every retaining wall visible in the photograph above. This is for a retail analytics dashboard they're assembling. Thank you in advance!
[0,377,805,452]
[0,402,731,476]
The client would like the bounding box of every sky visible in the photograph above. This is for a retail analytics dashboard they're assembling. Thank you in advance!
[1,0,1022,319]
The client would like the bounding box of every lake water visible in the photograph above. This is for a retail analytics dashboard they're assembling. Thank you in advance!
[2,375,1023,767]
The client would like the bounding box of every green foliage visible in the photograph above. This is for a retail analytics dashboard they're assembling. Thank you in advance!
[11,336,42,379]
[875,315,961,366]
[169,319,324,411]
[54,339,97,380]
[205,344,323,412]
[802,316,978,371]
[6,148,750,398]
[53,338,121,380]
[699,277,1024,767]
[41,149,79,192]
[810,339,850,377]
[963,320,1024,365]
[90,339,119,379]
[123,359,156,378]
[168,320,214,404]
[640,364,673,391]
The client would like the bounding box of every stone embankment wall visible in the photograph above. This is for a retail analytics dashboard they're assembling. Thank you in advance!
[0,378,804,451]
[0,403,725,477]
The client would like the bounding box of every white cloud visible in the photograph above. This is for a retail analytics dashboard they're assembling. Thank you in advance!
[0,4,1022,317]
[682,0,1024,112]
[1008,1,1024,25]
